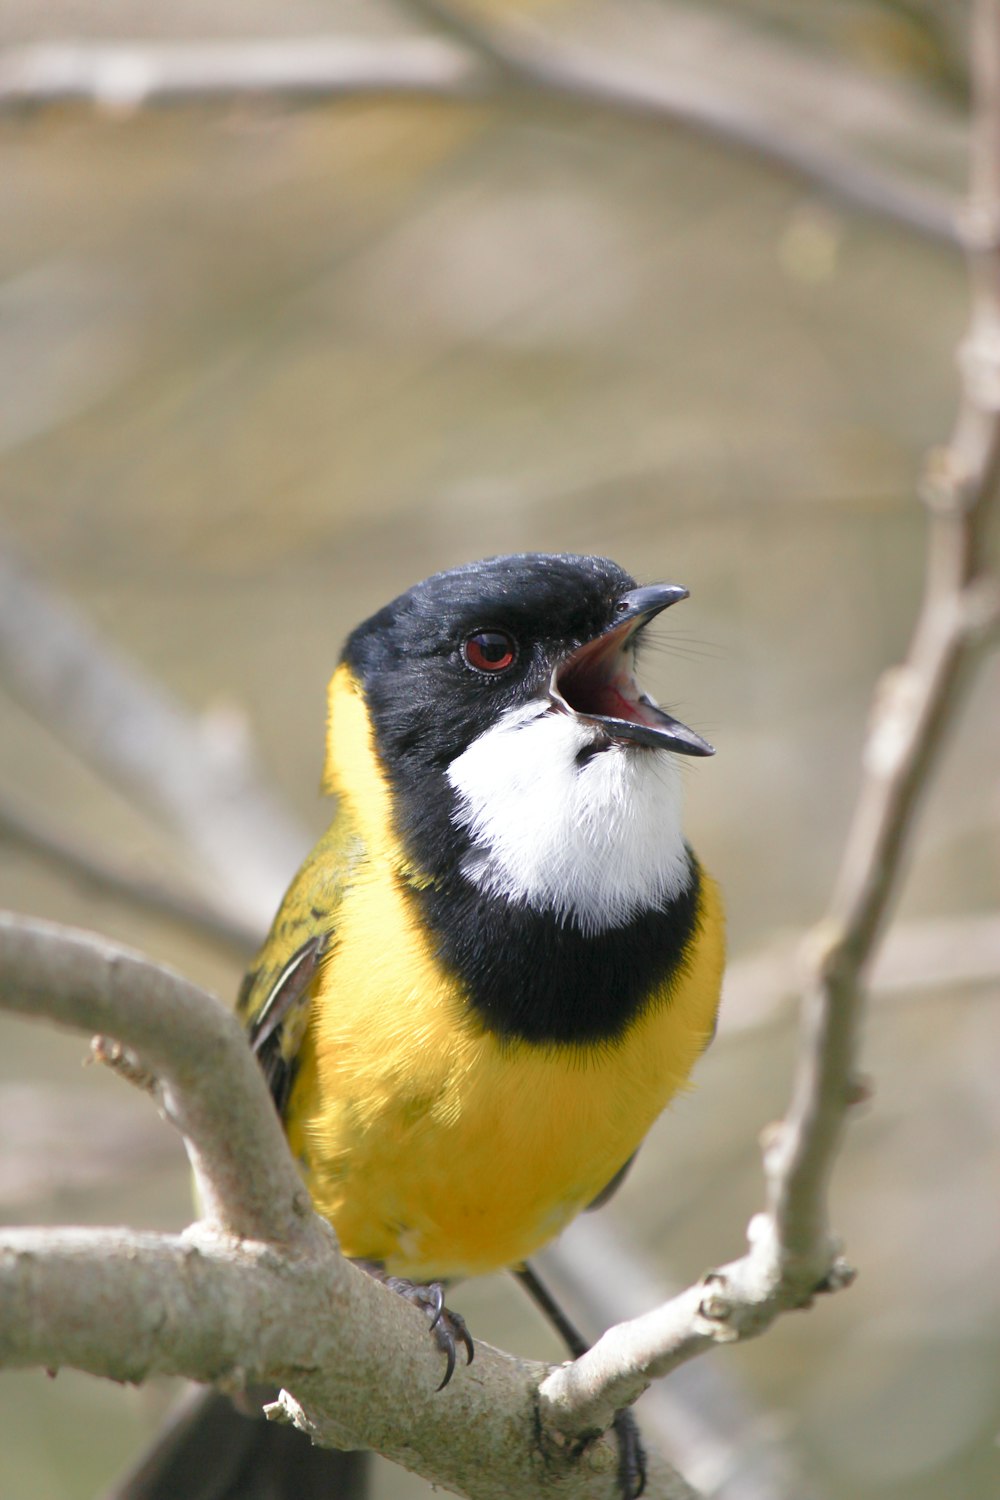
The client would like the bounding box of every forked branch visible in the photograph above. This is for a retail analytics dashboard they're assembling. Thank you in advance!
[540,0,1000,1442]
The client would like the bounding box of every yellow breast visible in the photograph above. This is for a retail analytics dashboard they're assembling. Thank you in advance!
[285,869,724,1278]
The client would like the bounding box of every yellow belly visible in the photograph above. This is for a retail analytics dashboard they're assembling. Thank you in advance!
[286,854,724,1281]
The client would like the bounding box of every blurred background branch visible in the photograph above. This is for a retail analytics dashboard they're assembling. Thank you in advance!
[0,548,305,932]
[0,787,257,954]
[0,5,963,244]
[0,36,488,112]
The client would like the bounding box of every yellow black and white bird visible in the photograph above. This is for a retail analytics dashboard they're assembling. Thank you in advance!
[110,552,725,1500]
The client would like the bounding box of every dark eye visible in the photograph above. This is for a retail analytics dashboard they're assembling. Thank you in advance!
[463,630,517,674]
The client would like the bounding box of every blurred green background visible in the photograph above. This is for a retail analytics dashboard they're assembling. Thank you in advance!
[1,3,997,1499]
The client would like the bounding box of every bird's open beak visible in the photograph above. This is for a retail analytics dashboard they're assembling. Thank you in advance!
[549,584,715,756]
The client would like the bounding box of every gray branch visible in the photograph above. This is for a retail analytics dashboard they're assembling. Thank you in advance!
[1,7,996,1494]
[0,911,309,1244]
[540,0,1000,1443]
[0,910,699,1500]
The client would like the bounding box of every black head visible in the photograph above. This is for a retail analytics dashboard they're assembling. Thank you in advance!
[341,553,710,880]
[344,553,629,762]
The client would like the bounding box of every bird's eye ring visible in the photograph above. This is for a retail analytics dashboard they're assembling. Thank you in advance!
[463,630,517,674]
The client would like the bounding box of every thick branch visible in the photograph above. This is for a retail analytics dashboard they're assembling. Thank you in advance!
[0,1224,581,1500]
[0,912,701,1498]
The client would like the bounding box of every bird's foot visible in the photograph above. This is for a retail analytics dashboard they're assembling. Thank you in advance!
[613,1407,646,1500]
[514,1263,645,1499]
[359,1264,474,1390]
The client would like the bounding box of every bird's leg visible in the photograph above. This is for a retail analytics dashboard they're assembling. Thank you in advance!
[515,1263,646,1500]
[355,1261,474,1390]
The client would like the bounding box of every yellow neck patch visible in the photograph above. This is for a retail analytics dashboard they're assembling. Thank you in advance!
[323,662,432,888]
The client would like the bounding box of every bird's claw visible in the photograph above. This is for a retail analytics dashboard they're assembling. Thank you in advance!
[383,1276,474,1390]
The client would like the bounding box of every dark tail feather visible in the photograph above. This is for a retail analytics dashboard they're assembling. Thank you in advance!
[102,1386,369,1500]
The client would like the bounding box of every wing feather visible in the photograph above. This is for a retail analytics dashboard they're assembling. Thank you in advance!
[236,808,362,1119]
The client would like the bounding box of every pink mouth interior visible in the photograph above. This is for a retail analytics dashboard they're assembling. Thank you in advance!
[553,629,656,727]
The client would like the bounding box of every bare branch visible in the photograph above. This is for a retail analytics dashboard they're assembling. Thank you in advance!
[0,909,707,1498]
[536,1219,805,1500]
[0,1224,571,1500]
[0,549,307,931]
[0,26,962,246]
[539,0,1000,1446]
[765,0,1000,1275]
[0,911,310,1245]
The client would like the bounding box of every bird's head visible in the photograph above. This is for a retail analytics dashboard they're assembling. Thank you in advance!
[335,553,713,929]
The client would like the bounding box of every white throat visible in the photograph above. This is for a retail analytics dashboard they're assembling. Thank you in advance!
[446,702,690,935]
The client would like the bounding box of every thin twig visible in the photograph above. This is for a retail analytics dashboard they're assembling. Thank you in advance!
[766,0,1000,1272]
[536,1219,803,1500]
[0,28,962,246]
[539,0,1000,1443]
